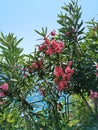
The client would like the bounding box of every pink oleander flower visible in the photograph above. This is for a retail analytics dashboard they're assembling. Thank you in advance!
[39,87,44,96]
[96,64,98,70]
[58,80,67,91]
[62,73,67,79]
[0,83,8,91]
[65,66,74,75]
[0,92,5,98]
[67,61,73,66]
[62,73,71,81]
[38,44,46,51]
[95,73,98,77]
[32,62,38,69]
[90,90,94,95]
[89,90,94,99]
[50,30,56,36]
[40,90,44,96]
[45,38,50,44]
[38,60,43,68]
[54,66,63,77]
[54,47,62,53]
[89,95,94,99]
[72,28,76,32]
[65,66,72,73]
[90,90,98,99]
[46,47,53,55]
[51,39,58,48]
[58,41,64,50]
[70,69,74,75]
[54,41,64,53]
[94,92,98,98]
[66,74,71,81]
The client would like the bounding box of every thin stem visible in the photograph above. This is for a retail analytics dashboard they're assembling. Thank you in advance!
[94,98,98,117]
[24,111,30,130]
[79,91,94,115]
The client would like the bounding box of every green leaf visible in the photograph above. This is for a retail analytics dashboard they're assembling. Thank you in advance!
[15,38,23,47]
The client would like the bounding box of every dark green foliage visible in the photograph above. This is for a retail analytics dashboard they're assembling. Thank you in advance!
[57,0,85,57]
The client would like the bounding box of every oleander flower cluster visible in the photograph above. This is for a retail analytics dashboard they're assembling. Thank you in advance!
[0,83,8,98]
[0,83,8,105]
[38,30,64,55]
[90,90,98,99]
[54,61,74,91]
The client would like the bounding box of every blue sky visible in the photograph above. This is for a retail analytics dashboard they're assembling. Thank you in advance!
[0,0,98,54]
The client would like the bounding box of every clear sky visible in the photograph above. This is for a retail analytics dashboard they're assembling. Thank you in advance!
[0,0,98,54]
